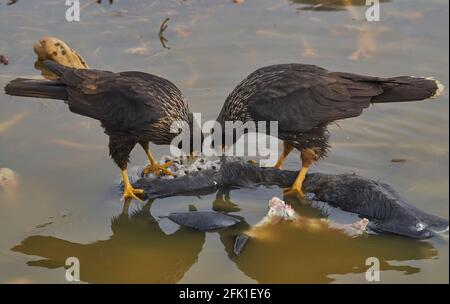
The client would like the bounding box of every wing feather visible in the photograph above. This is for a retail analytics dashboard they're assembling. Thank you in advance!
[58,69,177,131]
[246,70,384,132]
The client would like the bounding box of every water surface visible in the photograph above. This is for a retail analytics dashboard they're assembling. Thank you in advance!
[0,0,448,283]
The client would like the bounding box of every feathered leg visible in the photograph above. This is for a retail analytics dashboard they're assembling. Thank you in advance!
[109,135,144,202]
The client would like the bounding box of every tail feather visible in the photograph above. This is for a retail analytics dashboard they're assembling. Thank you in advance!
[4,78,67,100]
[372,76,445,103]
[41,59,71,77]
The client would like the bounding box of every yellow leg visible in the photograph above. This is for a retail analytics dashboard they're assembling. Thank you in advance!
[141,144,174,177]
[284,166,308,197]
[121,168,144,202]
[283,148,318,198]
[273,142,294,169]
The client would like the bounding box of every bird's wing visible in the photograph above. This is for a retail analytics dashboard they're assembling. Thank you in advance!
[59,69,170,130]
[246,71,384,132]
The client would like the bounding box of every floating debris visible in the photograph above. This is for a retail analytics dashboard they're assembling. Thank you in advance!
[0,168,19,192]
[96,0,114,4]
[158,17,171,50]
[33,37,88,79]
[291,0,391,11]
[391,158,407,163]
[0,54,9,66]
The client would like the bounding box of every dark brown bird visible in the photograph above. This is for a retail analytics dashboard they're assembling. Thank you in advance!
[216,63,444,197]
[5,60,192,201]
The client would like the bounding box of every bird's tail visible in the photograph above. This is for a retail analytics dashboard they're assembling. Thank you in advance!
[371,76,445,103]
[40,59,71,77]
[4,60,72,100]
[4,78,67,100]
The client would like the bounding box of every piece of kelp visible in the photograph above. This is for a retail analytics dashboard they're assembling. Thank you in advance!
[133,157,448,239]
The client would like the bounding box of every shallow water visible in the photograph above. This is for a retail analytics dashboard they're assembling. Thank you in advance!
[0,0,448,283]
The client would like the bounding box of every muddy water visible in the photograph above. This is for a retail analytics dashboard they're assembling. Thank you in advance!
[0,0,448,283]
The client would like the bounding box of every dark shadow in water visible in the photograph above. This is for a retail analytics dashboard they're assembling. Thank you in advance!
[11,200,205,283]
[290,0,392,11]
[218,191,439,284]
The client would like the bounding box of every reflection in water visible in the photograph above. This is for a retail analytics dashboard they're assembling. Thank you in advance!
[213,187,242,213]
[290,0,396,61]
[218,194,439,284]
[291,0,391,11]
[10,189,443,283]
[345,25,389,61]
[11,200,205,283]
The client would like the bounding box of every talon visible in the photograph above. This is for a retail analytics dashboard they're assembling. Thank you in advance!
[120,167,144,202]
[140,145,174,177]
[122,185,144,202]
[142,161,174,177]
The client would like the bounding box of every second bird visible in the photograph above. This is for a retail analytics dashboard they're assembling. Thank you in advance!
[216,63,444,196]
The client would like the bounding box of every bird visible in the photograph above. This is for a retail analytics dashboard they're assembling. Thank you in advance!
[216,63,444,197]
[5,60,192,201]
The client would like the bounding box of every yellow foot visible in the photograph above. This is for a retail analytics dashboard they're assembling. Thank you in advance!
[142,161,174,177]
[283,186,305,198]
[122,185,144,202]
